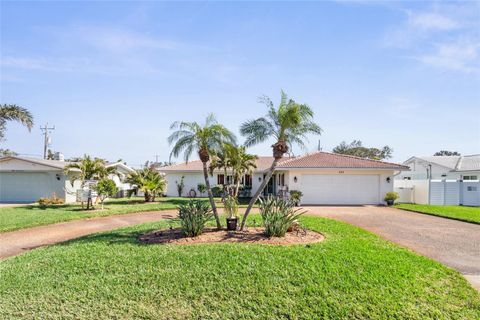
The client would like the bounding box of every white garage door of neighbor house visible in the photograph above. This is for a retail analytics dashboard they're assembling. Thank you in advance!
[0,172,59,203]
[301,174,380,205]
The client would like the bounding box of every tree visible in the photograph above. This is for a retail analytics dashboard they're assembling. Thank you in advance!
[434,150,461,156]
[333,140,393,160]
[125,167,166,202]
[209,143,235,195]
[228,145,258,197]
[0,149,18,157]
[64,155,117,209]
[94,178,118,210]
[0,104,34,141]
[239,91,322,230]
[168,113,236,229]
[64,155,117,187]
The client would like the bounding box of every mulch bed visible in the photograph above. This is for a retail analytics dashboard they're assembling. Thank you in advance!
[138,227,324,246]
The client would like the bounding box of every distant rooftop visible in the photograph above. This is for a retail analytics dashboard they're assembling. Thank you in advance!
[408,155,480,172]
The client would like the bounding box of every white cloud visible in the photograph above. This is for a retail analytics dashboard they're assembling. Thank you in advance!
[384,2,480,74]
[417,39,480,74]
[409,12,458,31]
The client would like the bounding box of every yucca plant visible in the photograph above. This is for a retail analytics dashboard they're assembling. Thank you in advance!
[177,200,213,237]
[259,196,305,237]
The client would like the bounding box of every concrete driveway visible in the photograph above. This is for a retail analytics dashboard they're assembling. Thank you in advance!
[303,205,480,291]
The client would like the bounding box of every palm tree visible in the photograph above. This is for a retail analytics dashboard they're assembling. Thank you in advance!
[64,155,117,209]
[168,114,236,229]
[209,143,235,195]
[125,168,166,202]
[64,155,116,187]
[0,104,34,141]
[239,91,322,230]
[228,145,258,197]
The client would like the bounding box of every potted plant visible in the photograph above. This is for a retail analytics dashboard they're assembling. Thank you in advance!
[289,190,303,206]
[384,192,399,206]
[224,194,239,231]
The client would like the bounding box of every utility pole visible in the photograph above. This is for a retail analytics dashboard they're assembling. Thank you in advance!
[40,123,55,159]
[154,154,160,164]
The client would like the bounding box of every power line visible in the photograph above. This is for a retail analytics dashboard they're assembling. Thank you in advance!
[40,123,55,159]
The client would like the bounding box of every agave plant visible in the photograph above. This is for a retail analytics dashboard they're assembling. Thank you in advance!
[177,200,213,237]
[259,196,305,237]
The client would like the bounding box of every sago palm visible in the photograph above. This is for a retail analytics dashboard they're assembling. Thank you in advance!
[239,91,322,230]
[168,113,236,229]
[0,104,34,141]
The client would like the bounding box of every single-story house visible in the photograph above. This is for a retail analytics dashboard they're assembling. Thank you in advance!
[394,154,480,206]
[159,151,409,205]
[0,156,135,203]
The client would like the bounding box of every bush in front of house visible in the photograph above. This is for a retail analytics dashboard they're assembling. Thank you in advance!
[197,183,206,196]
[211,185,223,197]
[94,178,118,210]
[289,190,303,206]
[384,192,399,206]
[259,196,305,237]
[178,200,213,237]
[38,193,64,207]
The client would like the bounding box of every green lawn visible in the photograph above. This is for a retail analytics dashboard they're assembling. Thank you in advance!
[1,215,478,319]
[0,197,242,233]
[395,204,480,224]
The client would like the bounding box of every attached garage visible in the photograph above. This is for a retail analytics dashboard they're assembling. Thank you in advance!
[0,172,64,202]
[300,174,380,205]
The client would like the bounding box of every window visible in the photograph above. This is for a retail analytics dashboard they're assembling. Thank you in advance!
[467,186,477,191]
[463,175,478,180]
[217,174,224,185]
[226,175,234,185]
[403,177,411,180]
[242,174,252,187]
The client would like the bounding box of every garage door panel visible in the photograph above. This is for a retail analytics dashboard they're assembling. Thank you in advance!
[301,174,380,205]
[0,173,62,202]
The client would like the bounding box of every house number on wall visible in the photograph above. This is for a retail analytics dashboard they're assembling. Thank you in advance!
[338,171,344,174]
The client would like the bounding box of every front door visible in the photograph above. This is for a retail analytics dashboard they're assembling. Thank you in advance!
[263,174,276,196]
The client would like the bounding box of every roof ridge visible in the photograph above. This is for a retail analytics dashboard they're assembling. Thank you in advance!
[454,156,463,170]
[317,150,404,166]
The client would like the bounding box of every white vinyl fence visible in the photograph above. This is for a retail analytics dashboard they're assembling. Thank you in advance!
[394,179,480,206]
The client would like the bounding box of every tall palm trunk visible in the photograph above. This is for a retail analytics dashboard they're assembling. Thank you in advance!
[202,161,222,229]
[239,159,279,230]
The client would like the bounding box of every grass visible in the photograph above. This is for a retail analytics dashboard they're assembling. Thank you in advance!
[395,204,480,224]
[0,197,250,233]
[0,215,478,319]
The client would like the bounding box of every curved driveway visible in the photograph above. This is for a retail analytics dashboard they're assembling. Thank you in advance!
[303,205,480,291]
[0,210,177,260]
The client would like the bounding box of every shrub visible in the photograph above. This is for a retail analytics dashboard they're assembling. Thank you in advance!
[175,176,185,197]
[211,185,223,197]
[223,194,239,219]
[384,192,399,202]
[38,193,64,206]
[259,196,305,237]
[177,200,213,237]
[94,178,118,210]
[197,183,206,196]
[289,190,303,205]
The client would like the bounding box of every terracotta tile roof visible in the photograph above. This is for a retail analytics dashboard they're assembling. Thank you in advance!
[158,152,408,172]
[277,151,409,170]
[158,156,291,172]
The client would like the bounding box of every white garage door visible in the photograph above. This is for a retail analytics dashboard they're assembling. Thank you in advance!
[301,174,380,205]
[0,172,62,203]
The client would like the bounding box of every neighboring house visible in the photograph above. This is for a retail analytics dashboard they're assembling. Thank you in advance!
[159,151,408,205]
[394,155,480,206]
[0,156,135,203]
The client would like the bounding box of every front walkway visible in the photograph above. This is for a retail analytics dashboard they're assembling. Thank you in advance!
[303,205,480,291]
[0,210,177,259]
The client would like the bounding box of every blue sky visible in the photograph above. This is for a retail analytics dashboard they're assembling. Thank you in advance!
[1,0,479,167]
